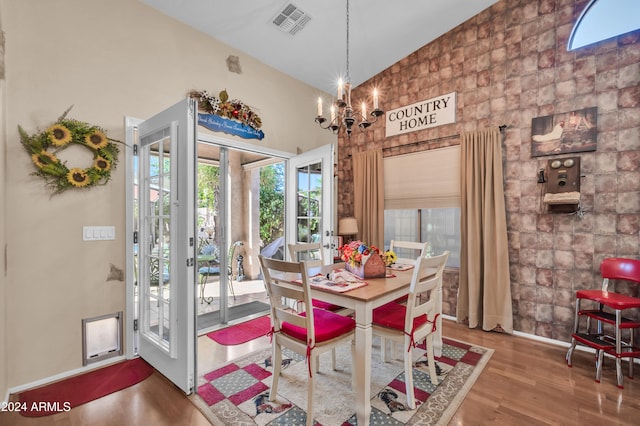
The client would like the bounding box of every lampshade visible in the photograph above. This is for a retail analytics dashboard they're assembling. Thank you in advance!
[338,217,358,235]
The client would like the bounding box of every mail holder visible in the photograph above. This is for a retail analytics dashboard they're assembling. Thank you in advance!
[345,254,386,279]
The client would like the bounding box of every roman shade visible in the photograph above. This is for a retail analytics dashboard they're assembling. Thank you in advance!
[384,145,460,209]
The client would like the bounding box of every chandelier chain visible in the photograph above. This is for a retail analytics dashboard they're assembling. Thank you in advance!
[346,0,350,82]
[313,0,383,137]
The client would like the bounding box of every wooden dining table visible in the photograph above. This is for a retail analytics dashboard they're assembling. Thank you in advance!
[303,262,442,426]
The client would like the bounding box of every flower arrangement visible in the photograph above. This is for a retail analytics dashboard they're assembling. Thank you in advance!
[189,89,262,130]
[339,240,397,267]
[19,106,120,194]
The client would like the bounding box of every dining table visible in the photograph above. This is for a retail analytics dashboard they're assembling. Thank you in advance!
[302,262,441,426]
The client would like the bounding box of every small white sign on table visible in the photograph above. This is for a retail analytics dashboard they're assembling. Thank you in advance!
[385,92,456,137]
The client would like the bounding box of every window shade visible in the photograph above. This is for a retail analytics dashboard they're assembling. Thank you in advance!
[384,145,460,209]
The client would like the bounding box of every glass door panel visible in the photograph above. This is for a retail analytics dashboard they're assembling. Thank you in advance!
[142,133,174,351]
[286,144,334,263]
[135,98,196,394]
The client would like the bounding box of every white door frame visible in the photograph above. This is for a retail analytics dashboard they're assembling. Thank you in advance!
[125,109,335,388]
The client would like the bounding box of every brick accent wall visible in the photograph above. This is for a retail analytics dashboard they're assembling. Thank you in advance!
[337,0,640,341]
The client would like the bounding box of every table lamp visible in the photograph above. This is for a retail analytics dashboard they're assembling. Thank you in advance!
[338,217,358,243]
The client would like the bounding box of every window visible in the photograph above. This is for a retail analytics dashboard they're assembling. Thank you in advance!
[383,146,460,267]
[384,208,460,268]
[568,0,640,51]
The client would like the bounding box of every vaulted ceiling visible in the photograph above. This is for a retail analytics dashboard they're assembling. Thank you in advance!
[141,0,498,94]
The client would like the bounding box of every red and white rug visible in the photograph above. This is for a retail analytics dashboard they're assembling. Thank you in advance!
[195,337,492,425]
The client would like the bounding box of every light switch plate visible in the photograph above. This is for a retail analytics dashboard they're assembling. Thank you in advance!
[83,226,116,241]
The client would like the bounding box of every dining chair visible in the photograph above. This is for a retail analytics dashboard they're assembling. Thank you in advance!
[258,255,356,426]
[389,240,429,265]
[383,240,430,356]
[288,242,345,313]
[372,250,449,409]
[288,242,324,266]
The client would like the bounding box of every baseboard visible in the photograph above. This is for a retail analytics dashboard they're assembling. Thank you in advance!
[3,354,128,405]
[443,314,639,363]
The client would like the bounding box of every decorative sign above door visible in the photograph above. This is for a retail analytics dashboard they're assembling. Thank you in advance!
[385,92,456,138]
[189,89,264,140]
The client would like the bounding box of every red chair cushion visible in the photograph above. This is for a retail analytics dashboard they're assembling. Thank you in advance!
[281,308,355,343]
[576,289,640,310]
[372,301,428,331]
[312,299,343,311]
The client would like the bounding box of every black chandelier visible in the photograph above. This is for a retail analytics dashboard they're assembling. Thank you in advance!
[314,0,384,137]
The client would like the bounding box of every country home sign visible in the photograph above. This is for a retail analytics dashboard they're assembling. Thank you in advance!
[385,92,456,137]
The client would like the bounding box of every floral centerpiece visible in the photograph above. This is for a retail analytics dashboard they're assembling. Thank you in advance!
[338,240,396,278]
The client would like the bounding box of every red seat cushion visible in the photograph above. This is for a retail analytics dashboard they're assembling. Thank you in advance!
[576,289,640,310]
[311,299,343,311]
[281,308,355,343]
[372,301,428,331]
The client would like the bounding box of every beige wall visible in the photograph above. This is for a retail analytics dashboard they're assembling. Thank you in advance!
[1,30,7,399]
[1,0,334,392]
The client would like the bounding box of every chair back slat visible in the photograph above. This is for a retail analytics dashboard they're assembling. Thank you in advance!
[288,242,324,267]
[258,255,315,342]
[404,251,449,334]
[389,240,429,265]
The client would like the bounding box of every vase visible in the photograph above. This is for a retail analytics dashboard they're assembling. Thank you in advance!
[345,254,386,279]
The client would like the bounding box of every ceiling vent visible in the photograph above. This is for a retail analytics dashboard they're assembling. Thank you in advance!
[272,3,311,36]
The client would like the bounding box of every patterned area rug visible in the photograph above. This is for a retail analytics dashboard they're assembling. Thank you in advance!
[196,336,492,425]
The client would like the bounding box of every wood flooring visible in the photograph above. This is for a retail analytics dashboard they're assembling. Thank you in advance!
[2,319,638,425]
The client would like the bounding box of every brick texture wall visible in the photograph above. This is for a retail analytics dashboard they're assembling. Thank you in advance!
[337,0,640,341]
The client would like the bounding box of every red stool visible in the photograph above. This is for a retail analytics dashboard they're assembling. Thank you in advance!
[566,258,640,388]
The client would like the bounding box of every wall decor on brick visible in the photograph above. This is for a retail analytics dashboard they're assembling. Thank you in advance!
[337,0,640,343]
[531,106,597,157]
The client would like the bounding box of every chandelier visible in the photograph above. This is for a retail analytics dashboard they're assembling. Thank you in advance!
[314,0,384,137]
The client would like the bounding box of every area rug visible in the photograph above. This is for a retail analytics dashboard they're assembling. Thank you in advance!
[206,315,271,345]
[196,336,492,425]
[198,301,271,332]
[18,357,154,417]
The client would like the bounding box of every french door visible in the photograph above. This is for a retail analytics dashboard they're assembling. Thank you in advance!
[135,98,197,394]
[126,98,333,392]
[286,144,335,262]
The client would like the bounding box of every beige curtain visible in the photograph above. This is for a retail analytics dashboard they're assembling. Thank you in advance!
[457,127,513,333]
[352,150,384,249]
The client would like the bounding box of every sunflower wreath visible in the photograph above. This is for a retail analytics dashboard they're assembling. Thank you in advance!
[19,106,120,194]
[188,89,262,130]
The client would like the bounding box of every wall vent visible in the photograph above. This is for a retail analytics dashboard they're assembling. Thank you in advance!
[272,3,311,36]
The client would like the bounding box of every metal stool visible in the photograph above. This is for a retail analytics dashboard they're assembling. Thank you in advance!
[566,258,640,388]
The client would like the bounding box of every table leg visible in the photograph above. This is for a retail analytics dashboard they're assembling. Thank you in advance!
[354,322,372,426]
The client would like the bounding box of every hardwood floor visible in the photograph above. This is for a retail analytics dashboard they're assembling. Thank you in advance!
[2,320,638,425]
[444,321,639,425]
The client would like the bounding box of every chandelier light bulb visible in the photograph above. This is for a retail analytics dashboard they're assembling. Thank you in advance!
[313,0,384,137]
